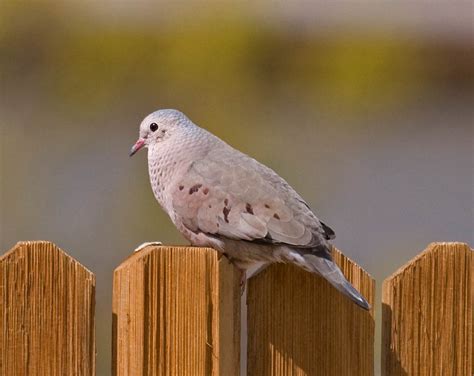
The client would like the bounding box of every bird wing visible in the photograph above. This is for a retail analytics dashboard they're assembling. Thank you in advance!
[171,145,334,248]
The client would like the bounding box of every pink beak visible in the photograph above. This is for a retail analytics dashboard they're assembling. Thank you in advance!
[129,139,146,157]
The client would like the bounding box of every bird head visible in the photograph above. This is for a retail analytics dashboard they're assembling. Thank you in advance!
[130,109,190,157]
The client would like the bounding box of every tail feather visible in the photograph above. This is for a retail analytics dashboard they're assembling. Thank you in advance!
[303,254,371,310]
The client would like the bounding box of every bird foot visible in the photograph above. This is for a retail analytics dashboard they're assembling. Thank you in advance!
[239,269,247,295]
[133,241,162,253]
[214,254,247,294]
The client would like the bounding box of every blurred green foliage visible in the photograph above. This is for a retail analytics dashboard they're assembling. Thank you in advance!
[1,1,471,121]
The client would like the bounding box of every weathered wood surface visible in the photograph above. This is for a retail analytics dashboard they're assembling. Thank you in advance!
[247,247,375,376]
[0,241,96,375]
[112,246,240,376]
[382,242,473,376]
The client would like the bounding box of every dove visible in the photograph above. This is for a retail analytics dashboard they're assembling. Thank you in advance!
[130,109,370,310]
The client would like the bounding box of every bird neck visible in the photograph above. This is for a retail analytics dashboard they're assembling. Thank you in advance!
[147,143,180,210]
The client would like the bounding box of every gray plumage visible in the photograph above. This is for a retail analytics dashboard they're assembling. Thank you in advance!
[130,109,370,310]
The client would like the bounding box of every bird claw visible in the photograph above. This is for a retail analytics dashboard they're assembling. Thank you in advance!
[239,269,247,295]
[133,241,162,253]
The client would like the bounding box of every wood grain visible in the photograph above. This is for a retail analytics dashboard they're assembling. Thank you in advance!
[112,246,240,376]
[0,241,96,375]
[382,242,473,376]
[247,247,375,376]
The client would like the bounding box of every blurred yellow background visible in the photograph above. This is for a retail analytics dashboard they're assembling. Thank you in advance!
[1,2,472,375]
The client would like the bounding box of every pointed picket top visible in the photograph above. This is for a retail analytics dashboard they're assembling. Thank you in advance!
[382,242,473,376]
[1,241,94,274]
[384,241,471,282]
[0,240,96,375]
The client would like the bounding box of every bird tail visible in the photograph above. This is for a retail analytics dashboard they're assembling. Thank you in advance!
[302,253,371,310]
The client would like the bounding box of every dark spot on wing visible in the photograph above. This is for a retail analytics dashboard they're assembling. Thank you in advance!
[189,184,202,194]
[273,213,280,220]
[224,198,229,206]
[203,188,209,195]
[246,203,254,215]
[223,207,230,223]
[179,185,184,191]
[320,221,336,240]
[264,204,270,209]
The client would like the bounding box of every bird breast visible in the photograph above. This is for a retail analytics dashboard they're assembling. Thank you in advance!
[147,130,215,214]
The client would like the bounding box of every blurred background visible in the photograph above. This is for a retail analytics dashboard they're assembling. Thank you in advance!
[1,1,472,375]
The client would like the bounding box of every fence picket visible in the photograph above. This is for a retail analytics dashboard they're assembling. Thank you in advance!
[382,242,473,376]
[112,245,240,376]
[0,241,96,375]
[247,247,375,375]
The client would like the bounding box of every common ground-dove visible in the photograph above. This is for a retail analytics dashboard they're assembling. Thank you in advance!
[130,109,370,310]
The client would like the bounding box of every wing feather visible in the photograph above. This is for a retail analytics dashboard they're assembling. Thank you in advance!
[171,146,333,248]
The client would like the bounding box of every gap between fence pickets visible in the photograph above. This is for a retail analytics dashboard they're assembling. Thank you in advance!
[239,261,268,376]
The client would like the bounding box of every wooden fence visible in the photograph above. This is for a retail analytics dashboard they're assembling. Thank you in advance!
[0,241,471,375]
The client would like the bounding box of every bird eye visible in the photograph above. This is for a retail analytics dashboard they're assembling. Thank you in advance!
[150,123,158,132]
